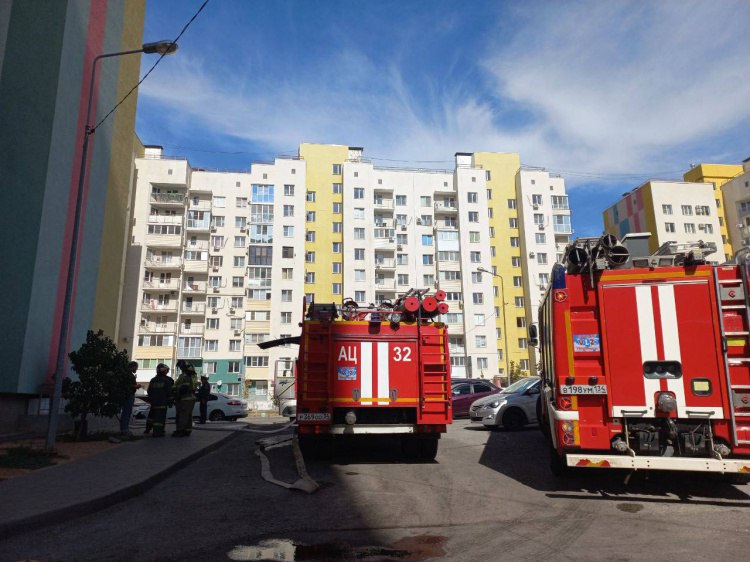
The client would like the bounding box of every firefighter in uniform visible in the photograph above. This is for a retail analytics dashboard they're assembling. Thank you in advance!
[145,364,173,437]
[172,363,198,437]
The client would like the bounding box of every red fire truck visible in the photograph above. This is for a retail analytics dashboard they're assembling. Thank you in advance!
[261,290,452,460]
[534,235,750,477]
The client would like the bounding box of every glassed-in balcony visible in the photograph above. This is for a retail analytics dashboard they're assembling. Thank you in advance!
[150,192,185,206]
[142,279,180,291]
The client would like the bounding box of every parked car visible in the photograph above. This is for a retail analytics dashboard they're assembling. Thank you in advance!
[133,397,150,419]
[451,379,500,417]
[469,377,540,429]
[135,393,248,422]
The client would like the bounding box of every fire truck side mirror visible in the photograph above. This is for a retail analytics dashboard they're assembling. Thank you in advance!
[528,324,539,347]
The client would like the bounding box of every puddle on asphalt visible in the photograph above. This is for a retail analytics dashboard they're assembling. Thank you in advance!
[227,534,446,561]
[616,503,645,513]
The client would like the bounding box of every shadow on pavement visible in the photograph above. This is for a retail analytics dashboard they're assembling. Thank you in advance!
[475,424,750,505]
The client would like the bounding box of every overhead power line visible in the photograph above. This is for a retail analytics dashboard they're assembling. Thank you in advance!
[91,0,210,134]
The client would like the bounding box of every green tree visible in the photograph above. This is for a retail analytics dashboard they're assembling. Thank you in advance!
[62,330,131,439]
[508,361,524,384]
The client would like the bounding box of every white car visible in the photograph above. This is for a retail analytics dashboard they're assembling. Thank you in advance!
[136,393,248,422]
[470,377,541,430]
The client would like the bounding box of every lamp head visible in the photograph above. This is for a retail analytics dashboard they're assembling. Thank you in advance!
[142,40,178,55]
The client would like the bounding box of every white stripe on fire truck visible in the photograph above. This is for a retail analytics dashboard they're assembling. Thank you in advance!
[635,285,660,413]
[377,342,390,405]
[657,284,687,416]
[361,342,373,405]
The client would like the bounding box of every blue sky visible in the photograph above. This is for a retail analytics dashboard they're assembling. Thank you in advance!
[138,0,750,236]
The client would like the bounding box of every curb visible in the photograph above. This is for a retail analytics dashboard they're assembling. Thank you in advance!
[0,430,241,541]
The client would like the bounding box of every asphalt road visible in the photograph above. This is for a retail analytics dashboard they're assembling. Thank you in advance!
[2,419,750,561]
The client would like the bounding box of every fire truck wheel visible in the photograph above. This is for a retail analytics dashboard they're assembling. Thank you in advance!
[549,446,569,477]
[502,409,527,430]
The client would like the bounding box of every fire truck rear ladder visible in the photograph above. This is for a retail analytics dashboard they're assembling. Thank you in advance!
[714,266,750,446]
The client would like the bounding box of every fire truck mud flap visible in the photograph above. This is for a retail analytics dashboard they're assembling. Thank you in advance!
[566,453,750,473]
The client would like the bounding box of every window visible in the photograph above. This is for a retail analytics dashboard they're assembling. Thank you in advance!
[471,272,482,283]
[551,195,568,210]
[332,203,342,213]
[397,274,409,285]
[229,340,241,352]
[397,254,408,265]
[445,292,462,301]
[305,231,315,242]
[518,338,528,349]
[332,183,342,193]
[665,222,675,233]
[420,196,432,207]
[532,194,542,206]
[535,232,546,244]
[396,195,407,206]
[355,291,366,301]
[283,225,294,237]
[355,269,366,281]
[509,218,518,228]
[227,361,240,374]
[332,262,342,274]
[305,251,315,263]
[305,191,316,202]
[234,236,245,248]
[420,214,433,226]
[355,248,365,260]
[248,310,270,321]
[684,223,696,234]
[231,297,242,308]
[332,164,342,174]
[284,184,295,196]
[423,254,434,265]
[537,253,548,265]
[681,205,693,216]
[281,289,293,302]
[277,247,292,260]
[354,227,365,240]
[702,224,714,234]
[332,242,342,253]
[213,196,226,207]
[513,276,522,287]
[232,276,244,288]
[474,314,485,326]
[515,296,525,308]
[280,312,292,324]
[477,358,488,370]
[519,359,529,371]
[539,273,549,286]
[354,208,365,220]
[235,216,247,229]
[245,356,270,368]
[472,292,484,304]
[206,318,219,330]
[423,274,435,286]
[306,211,316,222]
[422,234,433,246]
[236,197,248,208]
[470,251,481,263]
[487,208,493,219]
[208,276,222,288]
[468,211,479,222]
[305,271,315,284]
[332,283,342,295]
[475,335,487,348]
[212,216,225,228]
[508,199,517,209]
[354,188,365,199]
[696,205,711,216]
[516,317,527,328]
[230,318,242,330]
[282,204,294,217]
[470,231,480,243]
[468,192,478,203]
[510,237,520,247]
[397,234,407,244]
[333,222,342,233]
[204,340,218,352]
[662,204,673,215]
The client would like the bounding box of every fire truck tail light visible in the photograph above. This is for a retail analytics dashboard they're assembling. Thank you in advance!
[554,290,567,303]
[562,421,575,433]
[558,397,573,410]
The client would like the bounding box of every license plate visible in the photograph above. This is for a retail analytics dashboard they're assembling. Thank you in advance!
[560,384,608,395]
[297,412,331,421]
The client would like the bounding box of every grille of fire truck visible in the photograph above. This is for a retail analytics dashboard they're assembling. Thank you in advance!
[714,262,750,445]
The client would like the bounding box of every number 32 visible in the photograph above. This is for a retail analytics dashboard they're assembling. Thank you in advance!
[393,346,412,362]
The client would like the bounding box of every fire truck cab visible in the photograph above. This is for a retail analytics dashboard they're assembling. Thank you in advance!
[536,234,750,477]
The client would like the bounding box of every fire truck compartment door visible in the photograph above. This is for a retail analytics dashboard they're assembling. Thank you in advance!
[600,281,725,419]
[333,340,418,406]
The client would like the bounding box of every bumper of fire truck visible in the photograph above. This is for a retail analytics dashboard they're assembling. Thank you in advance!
[566,453,750,473]
[297,423,446,435]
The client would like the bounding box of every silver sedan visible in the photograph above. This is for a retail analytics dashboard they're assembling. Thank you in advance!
[469,377,541,429]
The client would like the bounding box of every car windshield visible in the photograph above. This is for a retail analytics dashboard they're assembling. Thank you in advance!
[501,378,538,394]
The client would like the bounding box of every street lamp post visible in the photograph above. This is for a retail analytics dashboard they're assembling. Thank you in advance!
[477,267,510,386]
[45,40,178,450]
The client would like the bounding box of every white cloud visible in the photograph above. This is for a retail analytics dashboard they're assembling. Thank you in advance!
[138,1,750,183]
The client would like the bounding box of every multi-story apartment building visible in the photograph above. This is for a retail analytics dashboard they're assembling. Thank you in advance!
[683,163,745,259]
[516,168,572,370]
[719,158,750,255]
[603,180,725,263]
[124,143,568,407]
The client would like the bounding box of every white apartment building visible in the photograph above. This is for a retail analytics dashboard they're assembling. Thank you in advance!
[604,180,725,263]
[720,158,750,255]
[516,168,572,368]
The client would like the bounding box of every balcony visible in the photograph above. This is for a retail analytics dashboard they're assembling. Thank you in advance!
[183,259,209,273]
[142,279,180,291]
[150,193,185,206]
[147,215,183,226]
[176,347,202,359]
[181,303,206,315]
[188,200,212,211]
[145,234,183,249]
[145,257,182,269]
[434,202,457,213]
[179,324,205,335]
[140,301,178,313]
[375,279,396,291]
[374,258,396,270]
[139,321,177,334]
[553,224,573,234]
[373,200,394,211]
[185,220,211,233]
[183,281,207,293]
